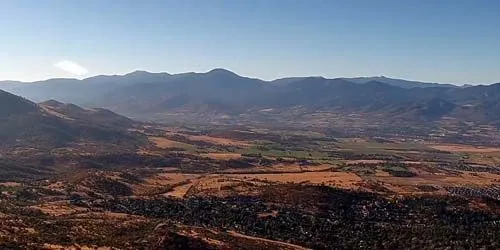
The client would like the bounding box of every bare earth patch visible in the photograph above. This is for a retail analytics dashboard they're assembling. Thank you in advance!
[133,173,200,196]
[165,182,194,198]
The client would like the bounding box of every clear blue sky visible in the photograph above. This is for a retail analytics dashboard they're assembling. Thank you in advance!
[1,0,499,84]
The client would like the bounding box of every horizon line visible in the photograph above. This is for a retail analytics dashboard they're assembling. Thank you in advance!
[0,68,495,86]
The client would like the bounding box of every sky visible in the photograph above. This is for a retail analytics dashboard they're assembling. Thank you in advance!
[1,0,499,84]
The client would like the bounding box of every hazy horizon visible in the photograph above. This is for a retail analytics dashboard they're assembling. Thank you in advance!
[1,0,499,84]
[0,68,493,86]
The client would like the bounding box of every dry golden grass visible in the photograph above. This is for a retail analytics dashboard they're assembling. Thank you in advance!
[31,201,88,216]
[301,164,335,171]
[221,164,333,174]
[226,171,363,189]
[188,135,250,147]
[447,172,500,185]
[374,171,500,187]
[125,173,190,196]
[133,173,200,196]
[149,136,192,149]
[183,175,268,197]
[191,175,237,190]
[165,183,194,198]
[147,173,199,185]
[222,165,302,174]
[374,170,391,177]
[430,144,500,153]
[201,153,242,160]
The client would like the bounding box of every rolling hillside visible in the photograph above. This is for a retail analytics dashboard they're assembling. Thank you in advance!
[0,90,143,152]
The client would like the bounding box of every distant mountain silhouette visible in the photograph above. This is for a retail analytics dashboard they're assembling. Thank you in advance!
[340,76,457,89]
[1,69,499,124]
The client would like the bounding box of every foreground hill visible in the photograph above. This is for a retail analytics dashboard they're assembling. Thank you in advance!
[0,90,142,153]
[0,89,39,117]
[1,69,499,126]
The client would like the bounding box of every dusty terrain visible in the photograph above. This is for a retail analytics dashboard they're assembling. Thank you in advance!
[2,125,500,249]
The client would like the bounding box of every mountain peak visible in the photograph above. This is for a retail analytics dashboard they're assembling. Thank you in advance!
[207,68,238,76]
[124,70,172,78]
[40,99,65,107]
[126,70,153,76]
[341,76,455,89]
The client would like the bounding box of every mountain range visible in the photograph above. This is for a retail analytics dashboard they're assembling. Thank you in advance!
[1,69,499,125]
